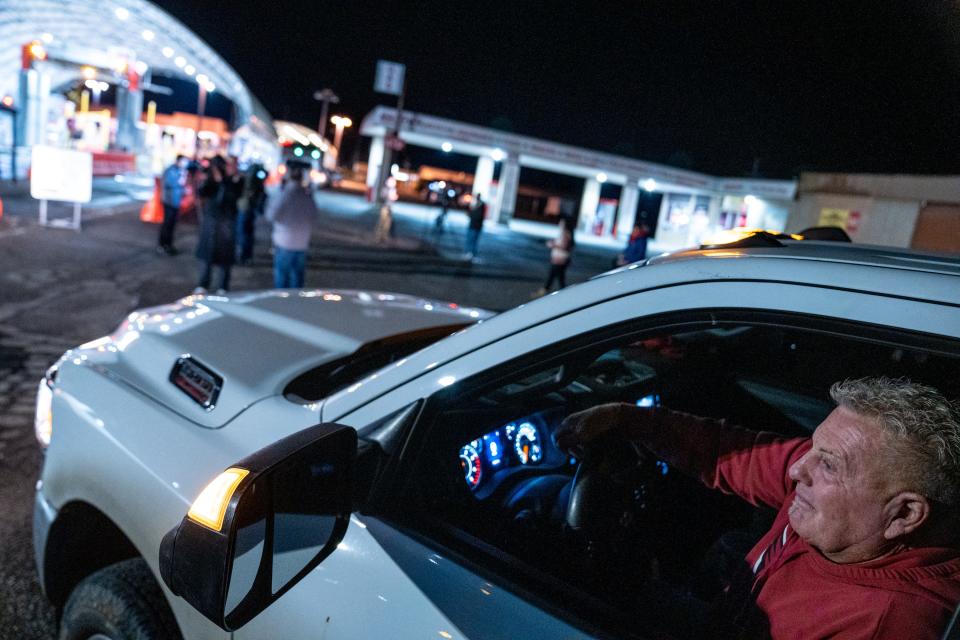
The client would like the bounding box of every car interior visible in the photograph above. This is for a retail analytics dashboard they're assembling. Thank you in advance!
[402,313,960,637]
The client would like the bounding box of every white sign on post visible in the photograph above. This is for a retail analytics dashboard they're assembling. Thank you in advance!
[30,145,93,230]
[31,146,93,203]
[374,60,406,96]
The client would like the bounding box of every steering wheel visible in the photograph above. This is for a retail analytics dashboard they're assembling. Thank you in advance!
[564,437,666,589]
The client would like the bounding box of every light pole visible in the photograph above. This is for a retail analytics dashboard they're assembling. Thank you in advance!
[194,74,215,159]
[329,115,352,164]
[313,88,339,141]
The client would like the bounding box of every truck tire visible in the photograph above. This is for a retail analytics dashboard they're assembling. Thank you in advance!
[59,558,182,640]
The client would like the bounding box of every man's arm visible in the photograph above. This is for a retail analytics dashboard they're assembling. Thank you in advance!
[556,403,808,510]
[266,186,293,223]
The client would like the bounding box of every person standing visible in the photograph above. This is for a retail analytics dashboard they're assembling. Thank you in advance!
[434,187,452,233]
[617,222,651,266]
[266,162,319,289]
[194,156,242,294]
[536,215,575,295]
[235,163,267,265]
[157,155,187,255]
[464,193,486,259]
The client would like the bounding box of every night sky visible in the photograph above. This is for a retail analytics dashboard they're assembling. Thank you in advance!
[151,0,960,179]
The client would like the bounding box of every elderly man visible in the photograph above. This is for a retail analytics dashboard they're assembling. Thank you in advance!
[556,377,960,638]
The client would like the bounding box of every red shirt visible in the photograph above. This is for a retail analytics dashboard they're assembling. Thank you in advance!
[645,410,960,639]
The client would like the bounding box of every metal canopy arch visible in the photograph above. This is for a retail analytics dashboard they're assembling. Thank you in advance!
[360,106,796,199]
[0,0,274,139]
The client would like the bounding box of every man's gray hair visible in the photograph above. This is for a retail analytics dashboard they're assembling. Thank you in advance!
[830,377,960,507]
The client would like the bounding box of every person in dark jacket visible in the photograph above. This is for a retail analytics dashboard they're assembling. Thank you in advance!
[464,193,486,259]
[194,156,242,293]
[235,163,267,265]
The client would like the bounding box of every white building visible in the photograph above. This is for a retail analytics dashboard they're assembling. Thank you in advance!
[360,106,796,251]
[790,172,960,254]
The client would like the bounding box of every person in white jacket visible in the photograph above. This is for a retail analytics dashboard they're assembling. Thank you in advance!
[266,163,320,288]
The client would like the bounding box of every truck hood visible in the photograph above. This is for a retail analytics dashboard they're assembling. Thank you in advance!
[67,289,489,428]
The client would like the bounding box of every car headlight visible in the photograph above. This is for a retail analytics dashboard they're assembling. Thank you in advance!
[35,378,53,448]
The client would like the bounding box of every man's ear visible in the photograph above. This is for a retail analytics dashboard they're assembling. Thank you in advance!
[883,492,930,540]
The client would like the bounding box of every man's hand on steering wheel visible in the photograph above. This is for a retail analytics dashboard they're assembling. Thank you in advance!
[554,402,629,458]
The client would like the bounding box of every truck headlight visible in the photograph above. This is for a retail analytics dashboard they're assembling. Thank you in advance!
[35,379,53,448]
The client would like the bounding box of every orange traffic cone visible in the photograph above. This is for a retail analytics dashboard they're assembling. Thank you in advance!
[140,176,163,223]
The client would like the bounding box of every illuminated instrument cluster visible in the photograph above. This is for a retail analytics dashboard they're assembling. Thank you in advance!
[459,421,544,491]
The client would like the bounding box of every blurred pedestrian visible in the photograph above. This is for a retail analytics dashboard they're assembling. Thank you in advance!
[434,187,452,233]
[464,193,486,259]
[617,222,651,266]
[535,215,575,296]
[194,156,242,294]
[375,203,393,244]
[236,163,267,265]
[266,162,319,289]
[157,155,187,255]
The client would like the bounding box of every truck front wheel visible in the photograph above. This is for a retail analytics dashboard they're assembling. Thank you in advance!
[59,558,182,640]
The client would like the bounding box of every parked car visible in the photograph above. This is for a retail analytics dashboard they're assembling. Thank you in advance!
[35,238,960,639]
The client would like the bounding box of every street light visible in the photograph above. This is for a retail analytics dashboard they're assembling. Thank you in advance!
[194,74,214,159]
[312,88,339,140]
[329,115,352,157]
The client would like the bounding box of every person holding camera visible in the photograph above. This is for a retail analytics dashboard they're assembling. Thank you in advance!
[194,156,242,294]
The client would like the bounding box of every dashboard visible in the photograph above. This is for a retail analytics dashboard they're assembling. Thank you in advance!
[458,418,559,492]
[458,394,661,494]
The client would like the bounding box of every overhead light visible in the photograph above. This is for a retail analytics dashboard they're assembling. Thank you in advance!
[80,65,97,80]
[184,64,196,76]
[40,33,54,44]
[491,148,505,162]
[643,178,656,192]
[134,60,148,75]
[441,142,453,153]
[174,56,186,68]
[744,195,758,205]
[114,6,130,20]
[27,41,47,61]
[161,47,174,58]
[84,79,99,90]
[141,29,155,41]
[205,82,215,93]
[596,172,608,183]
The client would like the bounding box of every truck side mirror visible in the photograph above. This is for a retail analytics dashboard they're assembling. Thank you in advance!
[159,423,356,631]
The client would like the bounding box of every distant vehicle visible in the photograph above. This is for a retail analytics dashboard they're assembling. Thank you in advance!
[34,239,960,639]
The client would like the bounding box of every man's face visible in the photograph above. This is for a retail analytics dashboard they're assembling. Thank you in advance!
[787,406,897,562]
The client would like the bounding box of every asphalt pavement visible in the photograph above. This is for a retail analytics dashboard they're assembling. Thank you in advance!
[0,184,621,639]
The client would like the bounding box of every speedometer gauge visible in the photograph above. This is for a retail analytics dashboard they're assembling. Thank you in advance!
[459,445,483,490]
[513,422,542,465]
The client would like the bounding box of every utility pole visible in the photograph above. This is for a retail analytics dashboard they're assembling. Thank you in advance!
[194,83,207,160]
[374,79,405,209]
[313,88,339,141]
